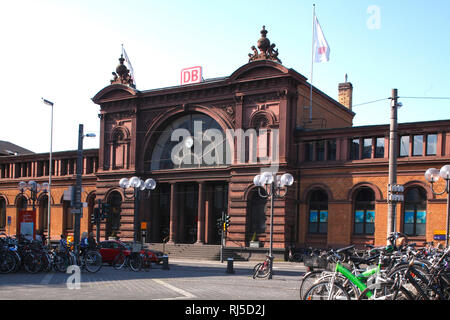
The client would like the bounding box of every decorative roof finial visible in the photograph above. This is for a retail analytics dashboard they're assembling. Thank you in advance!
[248,26,281,64]
[110,54,135,88]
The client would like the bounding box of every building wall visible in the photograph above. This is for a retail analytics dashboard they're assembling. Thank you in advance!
[296,120,450,248]
[0,149,98,241]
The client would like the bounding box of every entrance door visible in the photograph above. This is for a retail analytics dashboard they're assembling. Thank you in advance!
[150,183,171,242]
[178,183,198,243]
[209,183,228,244]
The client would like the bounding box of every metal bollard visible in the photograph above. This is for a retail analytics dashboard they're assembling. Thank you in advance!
[162,255,169,270]
[226,257,235,274]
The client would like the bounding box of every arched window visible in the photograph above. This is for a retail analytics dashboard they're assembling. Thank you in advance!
[112,128,129,169]
[403,187,427,236]
[354,187,375,235]
[150,113,229,170]
[17,196,27,210]
[39,195,48,231]
[308,190,328,234]
[0,197,6,230]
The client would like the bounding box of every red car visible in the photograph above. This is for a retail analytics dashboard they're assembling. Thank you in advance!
[98,240,163,265]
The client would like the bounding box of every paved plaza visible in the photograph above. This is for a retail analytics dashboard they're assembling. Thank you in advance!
[0,259,306,301]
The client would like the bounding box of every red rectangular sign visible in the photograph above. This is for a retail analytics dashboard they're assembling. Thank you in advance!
[181,66,202,85]
[18,210,36,240]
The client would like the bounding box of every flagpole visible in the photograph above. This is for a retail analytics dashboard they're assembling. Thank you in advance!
[309,4,316,123]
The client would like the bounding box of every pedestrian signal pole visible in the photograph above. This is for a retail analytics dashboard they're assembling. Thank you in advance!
[220,210,225,263]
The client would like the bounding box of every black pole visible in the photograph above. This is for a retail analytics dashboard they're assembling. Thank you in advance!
[96,199,101,243]
[220,210,225,263]
[134,188,140,242]
[74,124,84,253]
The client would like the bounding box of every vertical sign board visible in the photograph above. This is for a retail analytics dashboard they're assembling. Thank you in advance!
[18,210,36,240]
[181,66,202,85]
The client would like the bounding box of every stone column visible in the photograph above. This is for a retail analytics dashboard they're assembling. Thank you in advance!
[196,182,205,244]
[168,183,177,244]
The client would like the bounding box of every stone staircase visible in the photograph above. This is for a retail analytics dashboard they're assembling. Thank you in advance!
[143,243,284,261]
[144,243,223,261]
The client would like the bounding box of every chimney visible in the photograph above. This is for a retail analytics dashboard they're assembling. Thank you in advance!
[338,74,353,110]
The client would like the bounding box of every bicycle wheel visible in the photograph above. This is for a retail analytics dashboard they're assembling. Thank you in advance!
[388,263,430,299]
[303,281,351,300]
[252,263,263,279]
[113,252,127,270]
[0,251,16,274]
[40,253,52,272]
[23,253,42,273]
[84,251,102,273]
[358,281,413,300]
[253,262,271,279]
[54,253,70,273]
[129,253,142,272]
[299,270,324,299]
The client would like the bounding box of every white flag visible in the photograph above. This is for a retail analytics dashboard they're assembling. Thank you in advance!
[313,16,330,63]
[122,46,135,84]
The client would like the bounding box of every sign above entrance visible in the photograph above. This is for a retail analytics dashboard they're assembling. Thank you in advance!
[181,66,202,85]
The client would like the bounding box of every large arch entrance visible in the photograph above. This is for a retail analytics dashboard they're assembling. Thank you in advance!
[146,112,231,244]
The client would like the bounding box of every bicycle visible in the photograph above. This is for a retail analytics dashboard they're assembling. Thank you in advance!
[389,246,449,300]
[303,245,412,300]
[77,248,102,273]
[113,242,142,272]
[252,255,273,279]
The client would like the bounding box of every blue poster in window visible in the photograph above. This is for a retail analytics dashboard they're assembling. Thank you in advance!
[416,211,426,224]
[366,211,375,223]
[309,210,318,222]
[404,211,415,224]
[320,211,328,222]
[355,210,364,223]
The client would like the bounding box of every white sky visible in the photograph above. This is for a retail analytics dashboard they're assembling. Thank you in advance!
[1,0,449,154]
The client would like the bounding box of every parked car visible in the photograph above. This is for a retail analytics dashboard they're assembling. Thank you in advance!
[98,240,163,265]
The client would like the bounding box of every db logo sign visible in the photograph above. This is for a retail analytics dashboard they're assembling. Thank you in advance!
[181,66,202,85]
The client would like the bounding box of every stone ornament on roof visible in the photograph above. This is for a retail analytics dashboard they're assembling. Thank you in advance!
[248,26,282,64]
[111,54,135,88]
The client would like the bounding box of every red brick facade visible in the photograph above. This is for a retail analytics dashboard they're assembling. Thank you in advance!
[0,46,448,251]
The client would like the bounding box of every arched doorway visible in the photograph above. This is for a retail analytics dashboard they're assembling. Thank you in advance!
[246,188,267,245]
[105,191,122,239]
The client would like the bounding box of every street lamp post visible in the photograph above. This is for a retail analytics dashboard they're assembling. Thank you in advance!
[73,124,96,253]
[18,181,49,210]
[425,165,450,248]
[253,171,294,279]
[119,176,156,242]
[41,98,54,247]
[18,181,49,238]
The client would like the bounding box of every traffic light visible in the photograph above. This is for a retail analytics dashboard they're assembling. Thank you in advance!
[225,215,230,230]
[216,218,223,235]
[101,203,110,220]
[91,207,100,224]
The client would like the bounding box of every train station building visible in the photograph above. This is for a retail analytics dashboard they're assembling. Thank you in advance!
[0,27,449,255]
